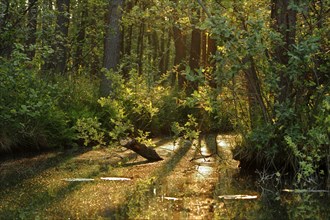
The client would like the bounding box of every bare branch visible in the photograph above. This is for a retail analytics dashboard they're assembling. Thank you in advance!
[196,0,212,18]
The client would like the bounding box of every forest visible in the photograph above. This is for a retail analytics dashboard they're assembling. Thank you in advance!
[0,0,329,218]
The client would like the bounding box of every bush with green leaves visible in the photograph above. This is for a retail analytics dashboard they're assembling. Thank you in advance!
[171,114,200,141]
[74,117,106,148]
[232,33,330,183]
[0,49,74,151]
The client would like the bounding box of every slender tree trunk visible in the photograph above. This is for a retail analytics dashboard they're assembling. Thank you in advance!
[242,56,269,128]
[189,10,202,90]
[123,0,133,56]
[173,27,186,66]
[54,0,70,74]
[158,27,166,73]
[201,31,207,66]
[89,5,99,77]
[173,25,187,86]
[73,0,87,73]
[151,31,159,61]
[164,30,171,73]
[26,0,38,59]
[271,0,297,103]
[238,16,269,128]
[0,1,12,57]
[207,36,217,87]
[125,26,133,55]
[189,29,201,73]
[137,21,145,75]
[101,0,123,96]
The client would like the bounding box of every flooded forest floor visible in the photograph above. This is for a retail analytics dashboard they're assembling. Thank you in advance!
[0,134,329,219]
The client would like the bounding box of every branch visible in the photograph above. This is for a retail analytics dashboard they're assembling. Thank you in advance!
[196,0,212,18]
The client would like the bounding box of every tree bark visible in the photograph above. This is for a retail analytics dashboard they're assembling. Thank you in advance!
[26,0,38,59]
[120,138,163,162]
[242,56,269,128]
[189,28,201,73]
[189,25,201,91]
[173,25,187,86]
[271,0,297,103]
[101,0,123,97]
[207,36,217,87]
[158,27,166,74]
[137,21,145,75]
[159,27,171,74]
[73,0,87,72]
[54,0,70,74]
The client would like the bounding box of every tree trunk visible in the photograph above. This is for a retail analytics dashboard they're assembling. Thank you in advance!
[137,21,145,75]
[173,25,187,86]
[159,28,171,74]
[100,0,123,97]
[0,1,12,57]
[89,4,101,77]
[26,0,38,59]
[201,31,207,66]
[207,36,217,87]
[158,27,166,73]
[189,28,201,73]
[271,0,297,103]
[120,138,163,161]
[164,30,171,72]
[242,56,269,128]
[123,0,133,57]
[54,0,70,74]
[189,22,201,91]
[73,0,87,72]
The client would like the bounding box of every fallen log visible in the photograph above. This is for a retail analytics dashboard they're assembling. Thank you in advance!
[282,189,330,193]
[62,178,95,182]
[218,195,258,200]
[101,177,131,181]
[120,138,163,162]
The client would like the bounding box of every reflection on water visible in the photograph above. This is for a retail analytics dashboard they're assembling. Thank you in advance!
[217,140,229,148]
[195,165,214,181]
[134,135,330,220]
[157,141,180,157]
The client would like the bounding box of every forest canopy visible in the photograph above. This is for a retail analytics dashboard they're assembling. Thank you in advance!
[0,0,329,183]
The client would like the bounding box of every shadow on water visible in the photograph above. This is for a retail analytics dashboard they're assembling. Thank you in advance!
[0,148,91,191]
[0,148,106,218]
[1,136,329,219]
[119,160,155,167]
[0,147,142,219]
[0,169,101,218]
[106,140,192,219]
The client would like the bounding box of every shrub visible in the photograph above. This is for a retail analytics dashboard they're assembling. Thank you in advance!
[0,48,74,151]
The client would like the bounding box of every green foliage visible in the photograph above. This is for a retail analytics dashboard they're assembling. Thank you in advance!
[135,130,155,148]
[0,50,74,151]
[205,0,330,184]
[98,96,134,141]
[1,0,328,186]
[74,117,105,148]
[171,114,200,141]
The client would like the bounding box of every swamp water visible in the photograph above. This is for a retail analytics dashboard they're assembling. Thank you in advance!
[0,135,329,219]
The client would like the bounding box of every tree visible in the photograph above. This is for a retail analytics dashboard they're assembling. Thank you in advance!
[271,0,297,104]
[43,0,71,75]
[54,0,70,74]
[72,0,88,72]
[189,8,202,91]
[100,0,124,97]
[26,0,38,59]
